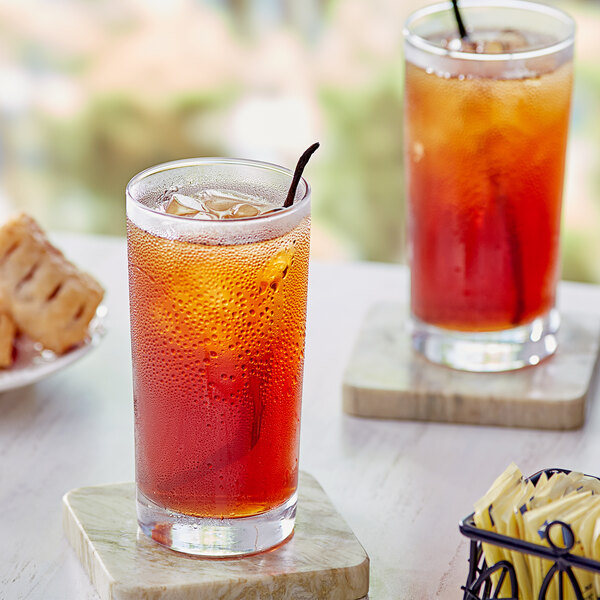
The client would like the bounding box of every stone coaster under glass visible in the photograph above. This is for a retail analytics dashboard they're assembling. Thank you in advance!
[343,303,600,430]
[63,472,369,600]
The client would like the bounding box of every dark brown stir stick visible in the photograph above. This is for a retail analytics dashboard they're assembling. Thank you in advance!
[284,142,320,208]
[490,175,526,326]
[451,0,469,40]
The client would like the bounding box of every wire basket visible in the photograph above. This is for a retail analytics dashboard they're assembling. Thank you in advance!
[459,468,600,600]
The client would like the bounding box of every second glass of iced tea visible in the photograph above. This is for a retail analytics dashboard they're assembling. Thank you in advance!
[126,158,310,556]
[404,0,574,371]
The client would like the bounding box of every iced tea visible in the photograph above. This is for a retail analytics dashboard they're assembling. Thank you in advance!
[403,1,574,370]
[126,159,310,554]
[405,57,572,330]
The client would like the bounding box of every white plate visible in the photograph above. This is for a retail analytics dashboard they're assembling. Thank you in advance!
[0,305,108,393]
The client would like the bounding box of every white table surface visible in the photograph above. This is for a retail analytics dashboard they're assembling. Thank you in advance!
[2,232,600,600]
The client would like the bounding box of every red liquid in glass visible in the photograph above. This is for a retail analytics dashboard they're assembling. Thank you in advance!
[127,215,310,518]
[405,59,572,331]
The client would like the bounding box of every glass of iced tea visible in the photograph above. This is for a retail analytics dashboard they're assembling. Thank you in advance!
[403,0,574,371]
[126,158,310,556]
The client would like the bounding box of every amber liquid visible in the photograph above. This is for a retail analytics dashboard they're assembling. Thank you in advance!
[127,216,310,518]
[405,60,572,331]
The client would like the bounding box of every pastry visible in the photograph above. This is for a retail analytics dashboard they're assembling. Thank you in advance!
[0,214,104,355]
[0,310,16,368]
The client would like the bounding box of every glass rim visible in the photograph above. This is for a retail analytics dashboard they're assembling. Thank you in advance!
[126,156,311,225]
[403,0,575,62]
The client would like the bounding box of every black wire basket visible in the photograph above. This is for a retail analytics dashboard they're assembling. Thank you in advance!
[459,468,600,600]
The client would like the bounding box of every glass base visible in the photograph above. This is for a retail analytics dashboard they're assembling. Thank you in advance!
[137,489,297,557]
[411,309,560,372]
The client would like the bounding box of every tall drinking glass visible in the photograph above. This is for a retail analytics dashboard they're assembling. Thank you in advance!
[126,158,310,556]
[403,1,574,371]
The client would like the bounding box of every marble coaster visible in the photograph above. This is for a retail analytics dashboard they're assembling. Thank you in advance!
[343,303,600,430]
[63,472,369,600]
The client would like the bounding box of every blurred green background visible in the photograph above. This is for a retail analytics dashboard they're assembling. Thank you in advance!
[0,0,598,281]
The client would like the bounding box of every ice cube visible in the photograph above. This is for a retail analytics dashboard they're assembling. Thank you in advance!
[203,196,239,213]
[232,203,260,218]
[480,40,504,54]
[496,29,529,53]
[164,189,280,220]
[176,193,208,210]
[258,248,294,293]
[165,196,201,217]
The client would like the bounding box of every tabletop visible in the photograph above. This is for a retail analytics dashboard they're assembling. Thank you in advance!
[2,232,600,600]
